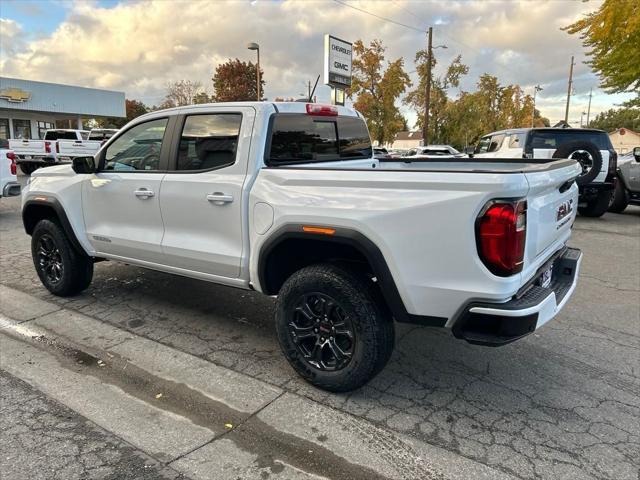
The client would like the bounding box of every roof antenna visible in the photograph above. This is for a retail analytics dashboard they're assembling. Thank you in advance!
[309,75,320,103]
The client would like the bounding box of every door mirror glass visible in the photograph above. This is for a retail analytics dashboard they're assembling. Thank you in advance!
[72,156,96,174]
[633,146,640,161]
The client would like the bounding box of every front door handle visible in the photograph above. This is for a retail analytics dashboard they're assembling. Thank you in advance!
[134,189,154,199]
[206,193,233,205]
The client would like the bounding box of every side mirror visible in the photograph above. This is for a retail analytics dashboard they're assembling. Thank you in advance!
[633,146,640,162]
[72,156,96,174]
[464,146,475,155]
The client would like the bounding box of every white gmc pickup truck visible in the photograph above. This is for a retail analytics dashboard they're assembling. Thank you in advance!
[21,102,583,391]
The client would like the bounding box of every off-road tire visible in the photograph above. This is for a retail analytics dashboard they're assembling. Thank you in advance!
[31,219,93,296]
[608,180,629,213]
[578,190,612,217]
[19,163,38,175]
[276,264,394,392]
[552,140,603,186]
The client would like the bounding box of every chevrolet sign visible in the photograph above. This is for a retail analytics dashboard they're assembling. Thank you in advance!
[0,88,31,103]
[324,34,352,88]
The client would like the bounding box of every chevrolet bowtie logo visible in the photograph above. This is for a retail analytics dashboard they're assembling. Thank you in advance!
[0,88,31,103]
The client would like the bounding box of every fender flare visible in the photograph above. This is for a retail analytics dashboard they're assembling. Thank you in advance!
[22,197,88,256]
[258,224,447,327]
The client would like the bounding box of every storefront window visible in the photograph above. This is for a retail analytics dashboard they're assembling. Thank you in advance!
[0,119,9,140]
[13,119,32,139]
[37,121,55,139]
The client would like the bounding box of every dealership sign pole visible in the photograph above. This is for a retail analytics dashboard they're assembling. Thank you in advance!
[324,34,352,106]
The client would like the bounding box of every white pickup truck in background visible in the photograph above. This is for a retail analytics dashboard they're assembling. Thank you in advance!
[11,129,102,175]
[21,102,583,391]
[0,139,20,198]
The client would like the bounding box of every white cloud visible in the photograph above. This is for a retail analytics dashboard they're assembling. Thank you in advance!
[0,18,25,64]
[1,0,630,123]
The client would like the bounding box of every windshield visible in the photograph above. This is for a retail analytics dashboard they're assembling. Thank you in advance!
[267,114,372,165]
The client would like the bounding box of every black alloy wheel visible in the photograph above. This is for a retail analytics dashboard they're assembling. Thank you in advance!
[31,219,94,297]
[36,233,64,285]
[288,293,355,371]
[276,263,394,392]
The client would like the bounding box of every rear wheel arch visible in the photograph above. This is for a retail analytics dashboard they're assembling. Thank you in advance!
[257,224,447,327]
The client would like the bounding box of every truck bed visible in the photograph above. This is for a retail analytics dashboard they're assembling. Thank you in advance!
[288,157,578,174]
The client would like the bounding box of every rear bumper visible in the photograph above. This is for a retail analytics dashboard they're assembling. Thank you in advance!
[16,156,63,164]
[2,181,21,197]
[452,247,582,346]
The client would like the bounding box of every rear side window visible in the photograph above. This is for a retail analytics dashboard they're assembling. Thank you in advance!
[268,115,372,165]
[176,114,242,171]
[528,130,611,150]
[508,133,526,148]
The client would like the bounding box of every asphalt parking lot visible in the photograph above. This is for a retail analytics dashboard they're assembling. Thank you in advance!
[1,188,638,480]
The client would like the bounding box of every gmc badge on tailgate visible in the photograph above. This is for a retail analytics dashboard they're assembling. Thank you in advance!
[557,199,574,222]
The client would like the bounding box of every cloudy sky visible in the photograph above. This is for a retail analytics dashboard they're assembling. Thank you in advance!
[0,0,633,127]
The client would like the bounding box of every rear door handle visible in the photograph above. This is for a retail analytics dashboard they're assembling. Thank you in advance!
[134,189,154,199]
[206,193,233,205]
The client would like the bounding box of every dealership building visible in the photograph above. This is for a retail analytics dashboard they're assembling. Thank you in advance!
[0,77,125,140]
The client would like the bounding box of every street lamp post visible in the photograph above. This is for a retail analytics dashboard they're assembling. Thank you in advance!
[532,85,543,127]
[247,42,261,101]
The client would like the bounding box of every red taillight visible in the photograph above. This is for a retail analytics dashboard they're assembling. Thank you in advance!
[45,141,51,153]
[306,104,338,116]
[477,200,527,276]
[7,152,17,175]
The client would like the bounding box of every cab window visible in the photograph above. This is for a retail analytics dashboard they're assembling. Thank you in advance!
[267,114,372,164]
[175,114,242,171]
[104,118,168,171]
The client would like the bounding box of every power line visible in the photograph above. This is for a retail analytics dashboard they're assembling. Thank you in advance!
[332,0,426,33]
[338,0,528,83]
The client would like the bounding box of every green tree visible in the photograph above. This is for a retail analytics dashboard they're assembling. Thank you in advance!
[212,58,265,102]
[348,39,411,145]
[404,53,469,143]
[564,0,640,106]
[589,107,640,131]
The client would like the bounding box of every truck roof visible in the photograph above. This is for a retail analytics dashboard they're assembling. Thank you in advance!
[135,102,361,123]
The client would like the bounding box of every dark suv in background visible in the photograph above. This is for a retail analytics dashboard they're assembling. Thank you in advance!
[474,128,617,217]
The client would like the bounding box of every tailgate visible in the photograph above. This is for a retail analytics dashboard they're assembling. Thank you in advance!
[9,139,45,156]
[524,159,581,264]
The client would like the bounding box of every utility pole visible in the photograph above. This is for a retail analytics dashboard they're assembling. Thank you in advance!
[532,85,543,127]
[423,26,433,147]
[564,56,575,124]
[586,88,593,127]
